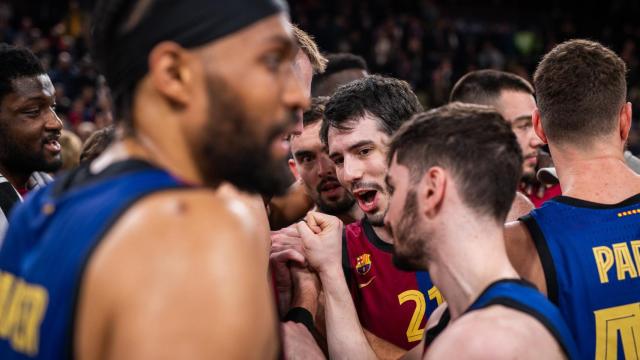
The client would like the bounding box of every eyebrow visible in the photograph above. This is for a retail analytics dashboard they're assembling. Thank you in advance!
[329,140,375,158]
[293,150,314,159]
[263,34,297,53]
[512,115,532,123]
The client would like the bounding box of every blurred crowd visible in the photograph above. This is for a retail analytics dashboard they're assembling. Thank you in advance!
[7,0,640,151]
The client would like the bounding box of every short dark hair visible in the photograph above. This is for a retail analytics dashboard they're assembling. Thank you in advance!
[320,75,423,145]
[0,44,45,104]
[303,96,329,127]
[533,39,627,145]
[389,102,523,222]
[449,69,534,105]
[312,53,368,96]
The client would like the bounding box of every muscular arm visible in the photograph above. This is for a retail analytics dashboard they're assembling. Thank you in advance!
[75,190,278,360]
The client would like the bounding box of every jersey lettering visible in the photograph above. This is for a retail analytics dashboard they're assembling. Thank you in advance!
[593,240,640,284]
[594,302,640,359]
[0,271,48,356]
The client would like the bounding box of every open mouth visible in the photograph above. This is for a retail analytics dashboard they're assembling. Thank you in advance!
[43,138,61,154]
[353,189,379,213]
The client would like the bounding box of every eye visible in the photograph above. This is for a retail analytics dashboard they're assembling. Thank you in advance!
[300,155,314,164]
[359,148,372,156]
[263,51,285,72]
[23,108,40,117]
[332,156,344,167]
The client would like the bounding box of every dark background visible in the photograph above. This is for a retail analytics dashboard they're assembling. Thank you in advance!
[8,0,640,150]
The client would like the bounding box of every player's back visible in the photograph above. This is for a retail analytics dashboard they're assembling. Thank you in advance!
[343,218,443,350]
[521,194,640,359]
[0,160,185,359]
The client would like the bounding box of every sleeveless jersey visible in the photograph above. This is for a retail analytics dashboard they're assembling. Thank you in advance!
[522,195,640,359]
[342,218,442,350]
[467,279,579,359]
[0,160,187,359]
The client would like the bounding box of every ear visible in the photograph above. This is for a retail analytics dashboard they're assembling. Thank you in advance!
[619,102,633,142]
[419,167,447,219]
[532,108,548,144]
[147,41,194,107]
[288,158,300,180]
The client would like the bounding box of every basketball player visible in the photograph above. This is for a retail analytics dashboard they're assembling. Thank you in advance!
[294,103,577,359]
[0,0,307,358]
[0,45,62,239]
[506,39,640,359]
[449,69,552,207]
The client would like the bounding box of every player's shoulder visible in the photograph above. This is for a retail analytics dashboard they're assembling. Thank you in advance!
[426,306,564,360]
[94,187,263,270]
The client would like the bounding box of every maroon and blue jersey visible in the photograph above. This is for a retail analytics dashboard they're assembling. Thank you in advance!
[521,194,640,359]
[342,218,442,350]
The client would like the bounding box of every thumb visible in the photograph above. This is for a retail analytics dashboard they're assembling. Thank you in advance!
[306,211,340,231]
[296,220,316,244]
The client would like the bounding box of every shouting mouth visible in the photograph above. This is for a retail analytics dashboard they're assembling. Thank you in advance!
[353,189,379,213]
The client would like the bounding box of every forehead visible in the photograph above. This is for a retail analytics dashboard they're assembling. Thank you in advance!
[290,120,323,152]
[198,14,294,61]
[293,51,313,98]
[328,114,389,153]
[10,74,55,99]
[495,90,536,122]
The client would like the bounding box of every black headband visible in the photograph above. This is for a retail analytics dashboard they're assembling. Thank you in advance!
[99,0,288,99]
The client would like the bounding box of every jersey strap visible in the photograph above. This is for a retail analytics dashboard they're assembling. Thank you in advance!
[467,279,579,360]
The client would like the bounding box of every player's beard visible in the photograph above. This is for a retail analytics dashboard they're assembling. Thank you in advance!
[194,75,294,196]
[392,189,431,271]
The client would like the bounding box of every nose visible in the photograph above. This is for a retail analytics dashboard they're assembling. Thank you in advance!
[342,157,364,186]
[317,154,334,178]
[45,107,63,132]
[529,128,543,150]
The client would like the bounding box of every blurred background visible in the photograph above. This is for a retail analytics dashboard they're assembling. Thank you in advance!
[8,0,640,152]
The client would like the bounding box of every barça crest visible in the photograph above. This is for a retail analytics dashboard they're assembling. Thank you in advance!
[355,253,372,275]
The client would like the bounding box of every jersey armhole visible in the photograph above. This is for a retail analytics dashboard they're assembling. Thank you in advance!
[519,215,559,305]
[341,229,354,292]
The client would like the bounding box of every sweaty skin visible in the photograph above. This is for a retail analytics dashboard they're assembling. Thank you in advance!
[74,14,307,359]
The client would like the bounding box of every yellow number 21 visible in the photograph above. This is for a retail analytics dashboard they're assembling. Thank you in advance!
[398,287,443,343]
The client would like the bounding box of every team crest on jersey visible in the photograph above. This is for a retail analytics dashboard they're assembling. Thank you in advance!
[355,253,372,275]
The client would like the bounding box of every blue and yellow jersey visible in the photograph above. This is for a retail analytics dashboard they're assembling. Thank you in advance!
[522,194,640,360]
[0,160,186,359]
[468,279,579,359]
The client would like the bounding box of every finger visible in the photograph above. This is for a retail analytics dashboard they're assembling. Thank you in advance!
[280,225,301,237]
[270,249,306,265]
[306,211,340,232]
[304,214,322,234]
[271,244,305,255]
[296,220,317,242]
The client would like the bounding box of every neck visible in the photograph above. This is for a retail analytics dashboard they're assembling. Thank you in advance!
[372,223,393,244]
[335,204,363,225]
[0,164,31,190]
[426,216,519,320]
[93,129,204,185]
[550,142,640,203]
